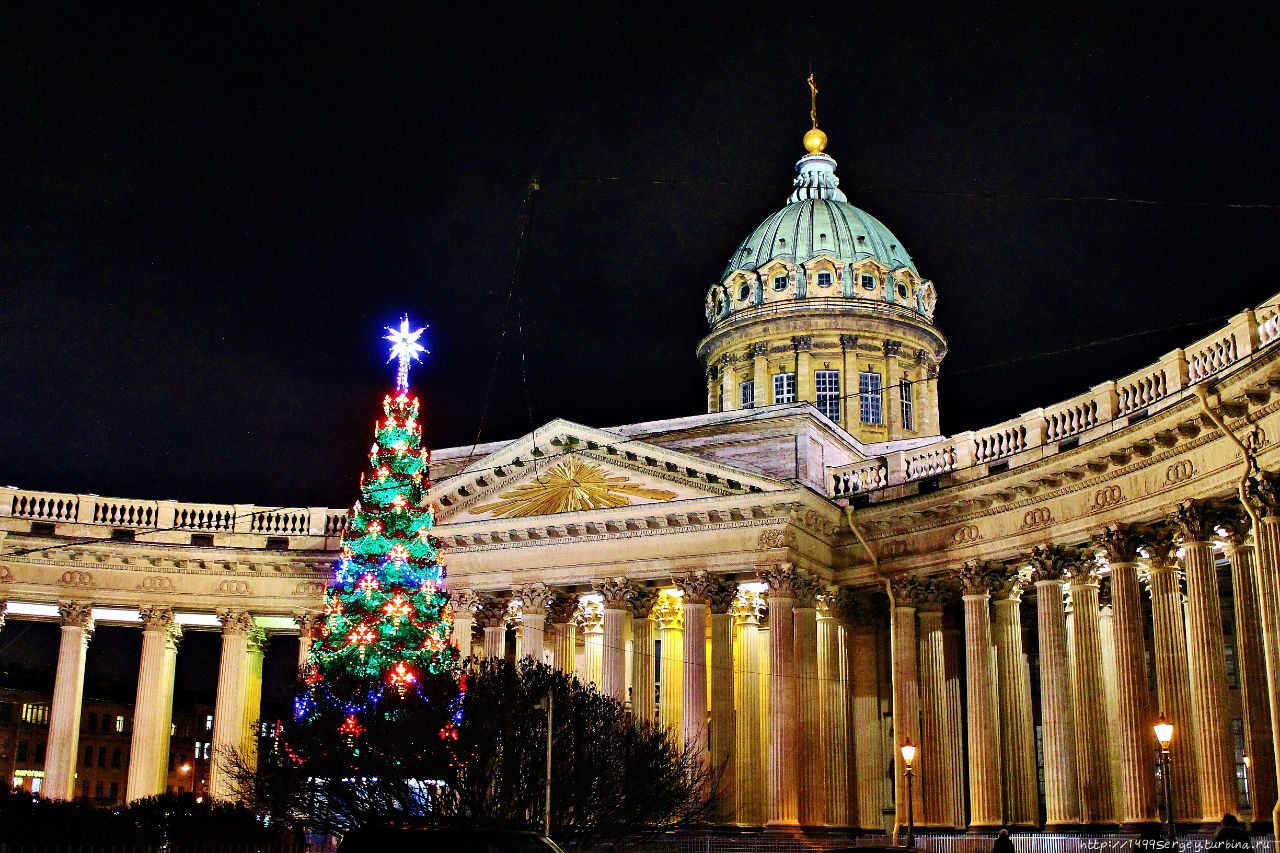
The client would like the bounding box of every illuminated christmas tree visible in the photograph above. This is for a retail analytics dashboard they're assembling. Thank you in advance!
[298,316,460,735]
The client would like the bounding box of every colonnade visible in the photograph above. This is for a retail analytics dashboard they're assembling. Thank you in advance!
[0,603,317,804]
[453,488,1280,833]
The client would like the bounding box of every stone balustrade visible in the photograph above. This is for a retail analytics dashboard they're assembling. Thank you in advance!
[2,489,348,547]
[830,297,1277,497]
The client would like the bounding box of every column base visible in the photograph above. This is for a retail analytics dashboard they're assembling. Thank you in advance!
[966,825,1002,834]
[1043,822,1087,833]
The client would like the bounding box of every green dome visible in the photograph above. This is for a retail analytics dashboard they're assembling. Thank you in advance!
[724,196,918,280]
[723,151,917,279]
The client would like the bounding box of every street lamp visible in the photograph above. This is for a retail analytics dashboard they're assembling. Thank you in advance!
[180,762,192,796]
[535,693,554,838]
[1154,716,1175,841]
[900,739,917,849]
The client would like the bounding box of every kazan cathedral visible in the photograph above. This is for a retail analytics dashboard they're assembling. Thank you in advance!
[4,119,1280,843]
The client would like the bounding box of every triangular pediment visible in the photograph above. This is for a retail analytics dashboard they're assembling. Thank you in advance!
[429,419,787,523]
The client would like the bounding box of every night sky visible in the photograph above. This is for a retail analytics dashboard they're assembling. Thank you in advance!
[3,5,1279,509]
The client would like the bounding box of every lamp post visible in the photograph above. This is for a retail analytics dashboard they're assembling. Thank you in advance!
[901,738,917,849]
[535,693,554,838]
[1154,715,1175,842]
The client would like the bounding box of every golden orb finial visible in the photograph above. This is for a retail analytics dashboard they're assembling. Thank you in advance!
[804,73,827,154]
[804,127,828,154]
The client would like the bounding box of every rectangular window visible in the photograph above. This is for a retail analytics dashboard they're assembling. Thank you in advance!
[98,746,107,767]
[115,715,125,733]
[860,273,876,290]
[773,372,796,405]
[109,781,118,801]
[111,748,122,768]
[21,703,49,725]
[739,380,755,409]
[859,371,883,425]
[17,741,28,762]
[88,712,98,732]
[205,715,214,732]
[815,370,840,421]
[816,271,833,288]
[84,746,93,767]
[900,378,914,431]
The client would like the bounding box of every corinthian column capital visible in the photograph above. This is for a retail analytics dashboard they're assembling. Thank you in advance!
[450,588,481,615]
[954,561,1001,596]
[1095,523,1145,563]
[627,584,658,619]
[706,576,740,615]
[139,606,177,632]
[1171,498,1217,543]
[1244,471,1280,518]
[58,601,94,631]
[759,563,803,599]
[514,583,552,613]
[591,577,630,610]
[215,608,254,635]
[546,592,579,624]
[672,570,715,604]
[1028,544,1080,583]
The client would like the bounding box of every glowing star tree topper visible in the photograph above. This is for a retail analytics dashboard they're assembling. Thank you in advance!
[385,315,428,392]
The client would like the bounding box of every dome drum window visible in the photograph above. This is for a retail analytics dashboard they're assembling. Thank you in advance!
[861,274,876,291]
[896,281,910,299]
[772,274,789,292]
[738,283,752,302]
[816,271,833,288]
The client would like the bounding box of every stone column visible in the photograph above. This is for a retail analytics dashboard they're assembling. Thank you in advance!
[1030,545,1082,829]
[591,578,630,701]
[674,573,712,753]
[762,563,800,827]
[750,341,769,408]
[956,564,1002,829]
[793,579,824,827]
[209,610,264,802]
[1244,473,1280,828]
[293,610,319,671]
[709,578,738,822]
[918,593,956,827]
[43,602,93,800]
[1146,540,1203,824]
[580,598,605,689]
[734,589,766,826]
[515,583,550,663]
[127,607,182,801]
[890,578,925,834]
[720,354,739,412]
[818,594,851,828]
[840,590,884,831]
[992,575,1039,827]
[1066,555,1116,825]
[655,592,684,740]
[548,593,578,675]
[1173,501,1241,823]
[1224,523,1278,825]
[943,621,968,830]
[629,586,658,720]
[1096,525,1160,830]
[449,588,478,657]
[793,336,814,404]
[477,598,508,659]
[1098,593,1126,824]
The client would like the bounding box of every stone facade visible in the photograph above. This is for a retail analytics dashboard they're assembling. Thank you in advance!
[2,133,1279,835]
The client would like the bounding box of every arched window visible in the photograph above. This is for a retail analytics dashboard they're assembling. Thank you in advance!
[738,282,751,301]
[896,281,910,299]
[816,271,833,288]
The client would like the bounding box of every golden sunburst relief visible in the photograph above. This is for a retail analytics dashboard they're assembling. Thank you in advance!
[470,456,679,518]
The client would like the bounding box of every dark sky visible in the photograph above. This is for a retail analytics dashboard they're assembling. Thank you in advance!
[3,3,1279,510]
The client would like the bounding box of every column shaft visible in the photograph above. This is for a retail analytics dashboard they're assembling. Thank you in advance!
[602,605,627,701]
[892,603,924,831]
[1035,579,1081,828]
[767,592,798,826]
[735,606,765,826]
[1252,515,1280,828]
[208,612,264,802]
[43,604,93,801]
[710,610,736,822]
[818,613,850,827]
[963,593,1001,828]
[1227,542,1277,823]
[630,616,654,720]
[1149,563,1203,823]
[850,620,883,830]
[918,609,956,826]
[1180,539,1240,822]
[1106,562,1160,827]
[944,626,967,830]
[993,592,1038,826]
[682,601,709,751]
[657,598,683,741]
[127,609,181,801]
[793,604,824,826]
[1068,577,1115,824]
